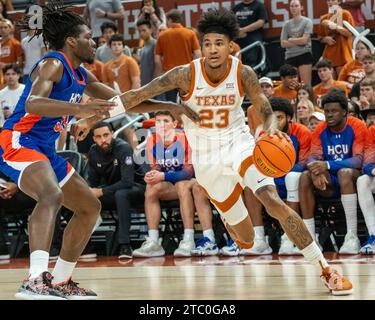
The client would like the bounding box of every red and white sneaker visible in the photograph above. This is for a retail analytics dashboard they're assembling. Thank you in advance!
[15,271,66,300]
[320,267,353,296]
[54,278,97,300]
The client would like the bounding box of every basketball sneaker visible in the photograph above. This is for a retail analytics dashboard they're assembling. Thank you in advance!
[359,235,375,255]
[339,231,360,254]
[15,271,66,300]
[320,266,353,296]
[191,237,219,256]
[132,237,165,257]
[219,239,240,256]
[174,238,195,257]
[278,234,302,255]
[53,278,97,300]
[241,235,272,255]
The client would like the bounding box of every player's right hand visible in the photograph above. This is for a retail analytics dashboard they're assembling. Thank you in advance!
[77,99,116,118]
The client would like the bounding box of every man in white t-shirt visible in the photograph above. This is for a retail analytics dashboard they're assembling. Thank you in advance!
[0,64,25,124]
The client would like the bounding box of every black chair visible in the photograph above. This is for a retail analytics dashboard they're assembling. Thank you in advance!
[56,150,84,175]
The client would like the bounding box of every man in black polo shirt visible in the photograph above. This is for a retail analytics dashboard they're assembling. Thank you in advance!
[88,121,146,259]
[232,0,268,68]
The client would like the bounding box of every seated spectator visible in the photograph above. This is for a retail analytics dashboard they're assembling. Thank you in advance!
[299,90,367,254]
[103,34,141,93]
[133,111,218,258]
[296,98,314,127]
[245,98,312,256]
[87,121,145,259]
[313,59,349,107]
[137,0,166,38]
[347,100,362,119]
[297,84,314,104]
[358,78,375,110]
[95,22,131,64]
[259,77,274,99]
[309,112,326,132]
[281,0,314,85]
[0,64,25,125]
[0,172,36,260]
[273,64,299,102]
[338,41,370,90]
[357,122,375,254]
[137,19,157,86]
[83,0,125,42]
[0,19,24,87]
[360,109,375,127]
[97,36,106,48]
[318,1,355,77]
[350,53,375,101]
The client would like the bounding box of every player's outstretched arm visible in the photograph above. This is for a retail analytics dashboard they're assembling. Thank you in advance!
[26,59,115,118]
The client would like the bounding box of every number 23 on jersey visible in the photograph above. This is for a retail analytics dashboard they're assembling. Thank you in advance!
[199,109,229,129]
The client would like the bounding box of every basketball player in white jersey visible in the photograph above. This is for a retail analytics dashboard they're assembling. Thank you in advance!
[76,8,352,295]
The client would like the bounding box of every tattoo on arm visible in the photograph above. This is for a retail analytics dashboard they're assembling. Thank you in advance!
[120,65,191,110]
[241,65,276,130]
[279,213,313,250]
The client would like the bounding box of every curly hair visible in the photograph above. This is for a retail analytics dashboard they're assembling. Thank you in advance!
[197,8,239,41]
[270,97,294,119]
[321,88,348,111]
[20,0,87,51]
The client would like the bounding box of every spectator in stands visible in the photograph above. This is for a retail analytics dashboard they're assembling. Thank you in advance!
[83,0,125,42]
[137,0,166,38]
[133,111,218,258]
[350,54,375,101]
[83,59,104,83]
[0,19,24,84]
[0,64,25,124]
[318,1,355,77]
[232,0,267,68]
[341,0,366,32]
[97,36,106,48]
[244,98,312,256]
[281,0,314,85]
[103,34,141,93]
[309,112,326,132]
[339,41,371,90]
[273,64,299,102]
[299,89,366,254]
[358,78,375,110]
[95,22,131,64]
[361,109,375,127]
[313,59,348,107]
[357,120,375,254]
[348,100,362,119]
[87,121,145,259]
[259,77,274,99]
[296,98,315,127]
[137,19,157,86]
[154,9,201,102]
[0,172,36,260]
[22,7,47,84]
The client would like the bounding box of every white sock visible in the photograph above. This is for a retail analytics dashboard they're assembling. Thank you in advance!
[183,229,194,241]
[358,183,375,235]
[148,229,159,243]
[341,194,358,235]
[254,226,265,239]
[303,218,316,241]
[29,250,49,279]
[52,257,77,284]
[300,241,329,269]
[203,229,215,242]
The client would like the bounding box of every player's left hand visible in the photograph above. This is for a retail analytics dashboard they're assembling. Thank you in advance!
[0,182,17,199]
[170,105,199,124]
[308,161,328,175]
[266,128,292,143]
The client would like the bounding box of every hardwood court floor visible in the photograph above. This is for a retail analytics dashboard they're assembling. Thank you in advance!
[0,254,374,300]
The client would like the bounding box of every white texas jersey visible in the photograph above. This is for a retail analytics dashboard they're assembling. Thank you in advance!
[180,56,253,151]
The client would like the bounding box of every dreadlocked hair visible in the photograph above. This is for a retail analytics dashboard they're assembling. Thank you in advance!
[197,8,239,41]
[20,0,86,51]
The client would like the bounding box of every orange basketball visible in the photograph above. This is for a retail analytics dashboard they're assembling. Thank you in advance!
[253,134,296,178]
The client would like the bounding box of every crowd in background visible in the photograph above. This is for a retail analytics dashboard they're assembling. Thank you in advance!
[1,0,375,261]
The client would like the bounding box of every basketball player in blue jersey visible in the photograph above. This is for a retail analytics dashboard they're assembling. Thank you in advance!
[0,1,197,300]
[88,8,353,295]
